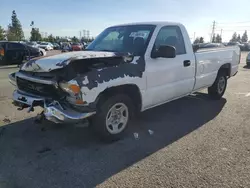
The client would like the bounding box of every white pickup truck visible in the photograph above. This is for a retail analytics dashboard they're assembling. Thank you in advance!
[9,22,240,141]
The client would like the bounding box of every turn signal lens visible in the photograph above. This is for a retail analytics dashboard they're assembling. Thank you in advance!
[69,84,81,94]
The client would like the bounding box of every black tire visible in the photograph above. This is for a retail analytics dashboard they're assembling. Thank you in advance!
[91,94,134,141]
[40,51,43,56]
[208,71,227,100]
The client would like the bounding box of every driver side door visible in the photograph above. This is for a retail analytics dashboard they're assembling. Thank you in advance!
[145,25,196,108]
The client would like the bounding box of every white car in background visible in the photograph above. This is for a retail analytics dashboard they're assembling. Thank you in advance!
[25,42,46,56]
[38,42,53,51]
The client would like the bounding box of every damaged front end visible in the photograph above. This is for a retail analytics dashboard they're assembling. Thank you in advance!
[9,71,96,124]
[9,51,135,124]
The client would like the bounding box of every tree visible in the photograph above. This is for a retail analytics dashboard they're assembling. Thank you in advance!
[237,34,241,42]
[212,34,216,43]
[230,32,237,42]
[215,34,222,43]
[193,37,200,44]
[47,34,55,43]
[30,28,42,41]
[0,26,6,40]
[71,36,79,42]
[7,10,24,41]
[199,37,204,43]
[242,30,248,42]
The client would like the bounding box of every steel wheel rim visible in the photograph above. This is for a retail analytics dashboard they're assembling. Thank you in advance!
[218,76,226,94]
[105,103,129,134]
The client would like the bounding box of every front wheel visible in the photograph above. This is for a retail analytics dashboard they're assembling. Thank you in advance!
[92,94,134,141]
[208,72,227,100]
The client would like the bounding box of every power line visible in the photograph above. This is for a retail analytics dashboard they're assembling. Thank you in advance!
[217,21,250,24]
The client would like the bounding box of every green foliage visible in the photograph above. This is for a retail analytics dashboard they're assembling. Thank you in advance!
[215,34,222,43]
[237,34,241,42]
[199,37,204,43]
[47,34,55,43]
[30,28,42,41]
[71,36,79,42]
[0,26,5,40]
[230,32,237,42]
[241,30,248,42]
[193,37,200,44]
[212,34,216,43]
[7,10,24,41]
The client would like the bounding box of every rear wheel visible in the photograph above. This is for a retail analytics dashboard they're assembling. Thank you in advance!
[92,94,134,141]
[40,51,43,56]
[208,71,227,100]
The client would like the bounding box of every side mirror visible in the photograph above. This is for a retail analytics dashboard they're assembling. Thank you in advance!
[152,45,176,58]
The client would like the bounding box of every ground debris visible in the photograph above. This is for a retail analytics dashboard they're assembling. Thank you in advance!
[2,117,11,124]
[133,132,139,140]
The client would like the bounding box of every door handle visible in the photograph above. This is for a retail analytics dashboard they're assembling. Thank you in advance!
[183,60,191,67]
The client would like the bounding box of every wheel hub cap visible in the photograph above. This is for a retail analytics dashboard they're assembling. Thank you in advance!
[106,103,129,134]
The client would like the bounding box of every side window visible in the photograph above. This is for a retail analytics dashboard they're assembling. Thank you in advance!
[153,26,186,55]
[8,43,25,50]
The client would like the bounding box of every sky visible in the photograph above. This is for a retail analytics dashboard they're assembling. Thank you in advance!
[1,0,250,42]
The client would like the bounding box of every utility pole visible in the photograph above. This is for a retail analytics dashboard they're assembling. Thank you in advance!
[193,32,196,41]
[220,29,223,42]
[210,21,216,42]
[79,31,82,39]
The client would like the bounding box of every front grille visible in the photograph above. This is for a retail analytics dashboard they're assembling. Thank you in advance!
[16,77,59,97]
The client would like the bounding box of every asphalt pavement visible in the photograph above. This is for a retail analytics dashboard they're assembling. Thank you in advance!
[0,52,249,188]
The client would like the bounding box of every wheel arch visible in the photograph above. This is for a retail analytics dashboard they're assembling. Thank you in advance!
[95,84,143,113]
[218,63,231,77]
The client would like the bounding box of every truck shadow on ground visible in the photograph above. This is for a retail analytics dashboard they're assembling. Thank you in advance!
[0,92,226,188]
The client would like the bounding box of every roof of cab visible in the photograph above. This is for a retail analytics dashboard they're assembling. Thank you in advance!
[110,21,183,27]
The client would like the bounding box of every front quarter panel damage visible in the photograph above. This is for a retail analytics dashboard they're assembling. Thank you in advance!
[76,56,146,104]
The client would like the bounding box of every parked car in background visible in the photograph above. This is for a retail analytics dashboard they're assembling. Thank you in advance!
[246,52,250,66]
[25,41,39,48]
[52,43,60,50]
[61,42,72,52]
[25,42,46,56]
[193,43,225,52]
[242,42,250,51]
[71,43,83,51]
[0,41,43,66]
[38,42,53,51]
[227,42,244,50]
[9,21,240,140]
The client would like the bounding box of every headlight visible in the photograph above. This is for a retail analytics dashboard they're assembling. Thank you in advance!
[59,81,85,105]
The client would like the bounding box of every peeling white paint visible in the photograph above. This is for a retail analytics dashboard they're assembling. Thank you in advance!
[80,74,145,104]
[82,76,89,85]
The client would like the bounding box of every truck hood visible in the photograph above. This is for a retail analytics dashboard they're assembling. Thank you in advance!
[20,51,132,72]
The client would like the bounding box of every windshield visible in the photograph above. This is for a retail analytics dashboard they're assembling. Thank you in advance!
[40,42,48,45]
[87,24,156,56]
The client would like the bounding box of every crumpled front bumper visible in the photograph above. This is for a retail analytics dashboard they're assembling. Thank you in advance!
[12,90,96,124]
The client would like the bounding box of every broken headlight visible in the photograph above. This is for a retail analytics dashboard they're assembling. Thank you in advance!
[59,81,85,105]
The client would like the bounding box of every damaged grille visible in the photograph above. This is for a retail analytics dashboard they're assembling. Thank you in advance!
[16,77,59,97]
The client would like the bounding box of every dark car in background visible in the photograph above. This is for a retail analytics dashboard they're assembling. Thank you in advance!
[52,43,61,50]
[0,41,41,66]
